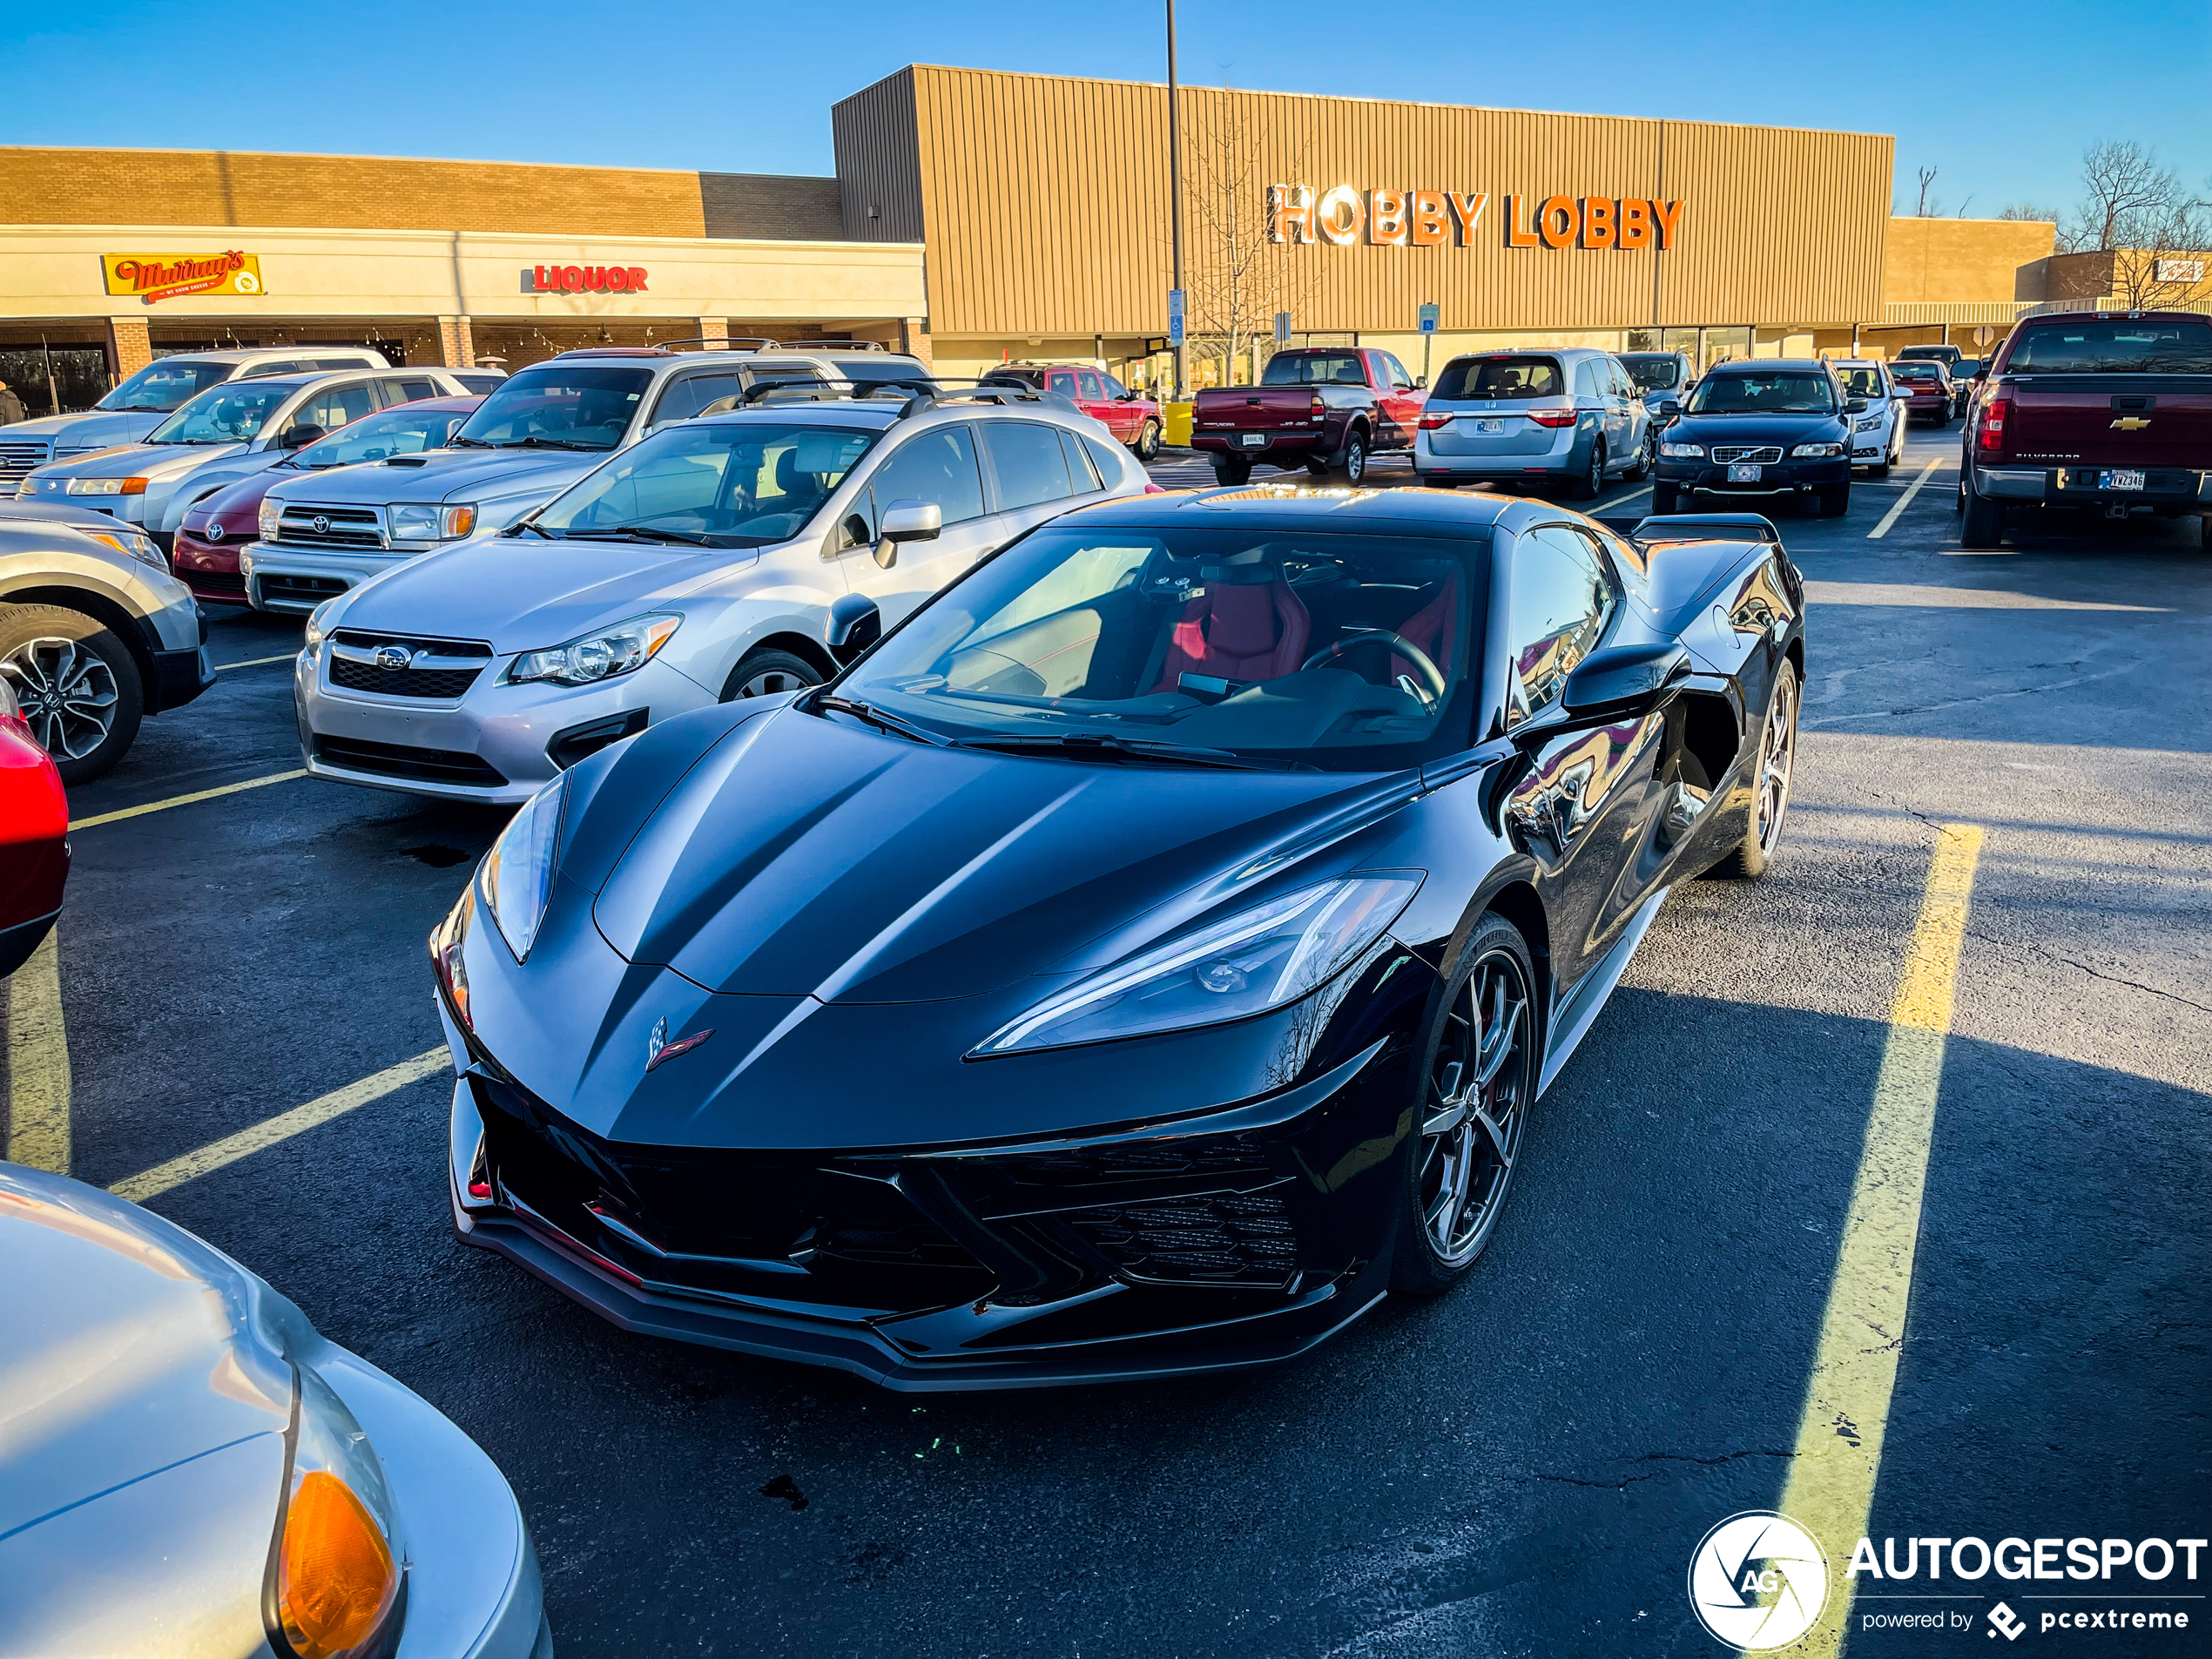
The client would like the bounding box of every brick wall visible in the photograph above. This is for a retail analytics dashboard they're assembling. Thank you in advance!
[108,317,152,379]
[698,173,846,239]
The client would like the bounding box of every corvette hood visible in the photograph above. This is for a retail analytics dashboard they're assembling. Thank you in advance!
[584,705,1401,1004]
[335,534,747,652]
[267,446,598,507]
[6,410,165,452]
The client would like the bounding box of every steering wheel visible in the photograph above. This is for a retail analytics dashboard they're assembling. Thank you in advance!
[1300,631,1447,707]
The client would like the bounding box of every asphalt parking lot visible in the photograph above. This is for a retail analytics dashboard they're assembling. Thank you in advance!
[9,425,2209,1656]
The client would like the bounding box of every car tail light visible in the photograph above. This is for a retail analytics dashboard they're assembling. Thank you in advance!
[1527,408,1580,428]
[1418,412,1453,430]
[1309,394,1325,417]
[1976,395,2011,454]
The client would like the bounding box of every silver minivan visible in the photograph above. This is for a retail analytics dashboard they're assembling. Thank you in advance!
[1412,347,1653,498]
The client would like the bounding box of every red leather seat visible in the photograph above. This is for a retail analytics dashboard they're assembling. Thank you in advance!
[1150,573,1312,691]
[1391,570,1460,685]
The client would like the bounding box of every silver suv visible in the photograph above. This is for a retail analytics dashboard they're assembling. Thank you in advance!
[246,341,935,614]
[0,347,391,492]
[1412,347,1654,497]
[293,383,1143,804]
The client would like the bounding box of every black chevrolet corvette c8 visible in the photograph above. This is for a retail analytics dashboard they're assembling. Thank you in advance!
[431,484,1804,1391]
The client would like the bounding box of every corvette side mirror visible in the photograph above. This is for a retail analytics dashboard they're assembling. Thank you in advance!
[1561,641,1691,717]
[826,592,882,664]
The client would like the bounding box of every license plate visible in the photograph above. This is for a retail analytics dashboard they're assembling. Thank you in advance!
[2101,468,2146,490]
[1239,433,1266,448]
[1728,463,1764,483]
[1474,418,1506,435]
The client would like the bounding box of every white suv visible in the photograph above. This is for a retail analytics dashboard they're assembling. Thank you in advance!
[246,342,934,614]
[1825,360,1909,477]
[292,385,1147,804]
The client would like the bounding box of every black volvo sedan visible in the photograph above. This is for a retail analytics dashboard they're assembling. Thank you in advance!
[430,485,1804,1389]
[1652,359,1864,518]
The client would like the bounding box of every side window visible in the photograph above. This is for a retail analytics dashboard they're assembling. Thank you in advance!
[311,356,369,370]
[388,377,442,405]
[298,381,378,435]
[980,421,1074,510]
[1081,432,1125,488]
[1575,523,1647,604]
[1059,428,1103,492]
[650,374,719,428]
[1042,370,1077,398]
[1381,353,1415,389]
[1102,374,1130,400]
[1076,369,1106,401]
[859,425,988,538]
[1507,526,1616,722]
[241,361,302,378]
[1574,361,1600,398]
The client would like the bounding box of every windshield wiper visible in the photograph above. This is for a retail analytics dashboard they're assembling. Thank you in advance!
[957,733,1316,772]
[556,526,721,547]
[816,695,958,747]
[448,435,495,448]
[496,435,603,451]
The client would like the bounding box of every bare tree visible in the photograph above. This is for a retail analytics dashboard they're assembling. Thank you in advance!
[1996,202,2065,226]
[2067,139,2182,253]
[1179,90,1320,389]
[1913,165,1940,217]
[2107,194,2212,308]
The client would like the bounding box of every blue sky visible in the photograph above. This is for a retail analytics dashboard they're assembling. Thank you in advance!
[9,1,2208,219]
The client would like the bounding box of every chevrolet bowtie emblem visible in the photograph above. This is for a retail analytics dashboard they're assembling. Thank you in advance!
[2111,416,2152,431]
[645,1015,716,1072]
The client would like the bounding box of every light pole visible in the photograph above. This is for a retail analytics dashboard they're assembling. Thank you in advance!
[1166,0,1187,403]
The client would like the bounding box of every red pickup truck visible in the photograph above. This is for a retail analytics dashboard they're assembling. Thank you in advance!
[1960,309,2212,550]
[1190,347,1425,486]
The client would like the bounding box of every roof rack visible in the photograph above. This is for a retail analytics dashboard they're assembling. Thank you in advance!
[895,380,1082,421]
[782,339,894,352]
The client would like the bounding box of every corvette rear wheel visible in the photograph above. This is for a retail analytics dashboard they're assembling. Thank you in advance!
[1708,658,1798,880]
[1392,914,1536,1293]
[720,647,821,701]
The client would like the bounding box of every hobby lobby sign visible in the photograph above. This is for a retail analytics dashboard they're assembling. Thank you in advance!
[1266,186,1683,251]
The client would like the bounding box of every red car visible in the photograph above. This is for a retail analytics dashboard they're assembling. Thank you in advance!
[1,677,69,978]
[981,363,1163,460]
[173,395,481,605]
[1890,361,1955,427]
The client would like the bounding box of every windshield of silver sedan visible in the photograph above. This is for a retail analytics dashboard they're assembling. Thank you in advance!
[833,526,1487,771]
[145,383,292,444]
[531,421,878,548]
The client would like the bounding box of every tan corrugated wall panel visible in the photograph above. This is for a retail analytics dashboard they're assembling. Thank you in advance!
[864,67,1891,338]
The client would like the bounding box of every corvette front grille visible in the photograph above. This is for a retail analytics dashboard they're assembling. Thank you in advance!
[1062,1190,1300,1287]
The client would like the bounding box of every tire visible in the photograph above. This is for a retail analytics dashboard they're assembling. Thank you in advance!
[1391,912,1540,1295]
[1705,658,1798,880]
[1305,458,1331,477]
[1339,428,1369,484]
[0,604,145,785]
[2201,515,2212,554]
[1954,474,1967,516]
[1212,456,1253,486]
[1131,420,1161,463]
[1626,430,1655,481]
[1960,487,2006,549]
[1817,481,1851,517]
[719,647,822,702]
[1650,482,1680,515]
[1866,458,1891,480]
[1568,439,1605,501]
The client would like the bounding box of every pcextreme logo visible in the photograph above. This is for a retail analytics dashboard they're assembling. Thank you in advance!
[1689,1511,1830,1650]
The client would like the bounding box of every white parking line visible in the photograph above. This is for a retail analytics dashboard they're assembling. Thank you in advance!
[214,651,301,671]
[110,1048,448,1204]
[1867,457,1945,539]
[69,768,307,831]
[1591,483,1654,513]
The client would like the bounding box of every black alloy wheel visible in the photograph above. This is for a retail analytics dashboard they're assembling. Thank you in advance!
[0,604,145,784]
[1392,913,1538,1293]
[1568,438,1605,501]
[1132,420,1162,462]
[1340,429,1369,484]
[720,647,823,702]
[1214,455,1254,486]
[1708,658,1798,880]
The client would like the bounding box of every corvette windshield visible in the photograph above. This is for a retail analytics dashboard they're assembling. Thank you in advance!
[145,383,293,444]
[534,419,877,548]
[1684,372,1838,415]
[835,525,1487,772]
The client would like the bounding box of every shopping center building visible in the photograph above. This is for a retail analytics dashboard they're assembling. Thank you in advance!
[2,64,2063,412]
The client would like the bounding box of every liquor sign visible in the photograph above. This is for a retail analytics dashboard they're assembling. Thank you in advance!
[1266,185,1683,252]
[523,264,651,293]
[103,251,265,305]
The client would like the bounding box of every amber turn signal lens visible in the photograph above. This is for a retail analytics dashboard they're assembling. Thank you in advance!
[278,1470,396,1658]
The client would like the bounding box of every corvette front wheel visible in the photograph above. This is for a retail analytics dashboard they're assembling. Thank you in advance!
[1707,658,1798,880]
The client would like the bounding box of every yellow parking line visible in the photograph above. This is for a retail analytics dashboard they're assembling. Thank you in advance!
[1777,824,1984,1655]
[110,1048,447,1204]
[1866,456,1944,539]
[5,928,71,1173]
[69,768,307,830]
[214,651,301,670]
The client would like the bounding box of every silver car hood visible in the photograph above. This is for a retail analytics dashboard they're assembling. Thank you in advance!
[4,410,169,451]
[34,442,248,481]
[337,533,757,652]
[266,445,604,508]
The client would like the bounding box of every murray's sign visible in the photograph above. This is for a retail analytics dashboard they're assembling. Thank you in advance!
[1266,186,1683,252]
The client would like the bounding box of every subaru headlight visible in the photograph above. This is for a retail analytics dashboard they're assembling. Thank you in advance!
[1853,415,1882,432]
[80,527,167,569]
[478,773,565,961]
[973,873,1421,1055]
[260,496,283,539]
[266,1365,403,1659]
[387,502,477,542]
[1658,442,1704,458]
[302,598,343,651]
[1791,442,1845,458]
[506,612,680,688]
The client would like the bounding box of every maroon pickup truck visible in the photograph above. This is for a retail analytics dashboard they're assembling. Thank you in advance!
[1190,347,1426,486]
[1960,309,2212,550]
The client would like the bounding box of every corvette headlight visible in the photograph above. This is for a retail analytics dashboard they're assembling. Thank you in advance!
[267,1366,402,1659]
[80,528,167,568]
[387,502,476,542]
[1658,442,1703,458]
[302,599,343,650]
[1853,415,1882,432]
[479,773,565,961]
[65,475,149,496]
[974,873,1421,1055]
[1791,442,1846,457]
[506,612,680,688]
